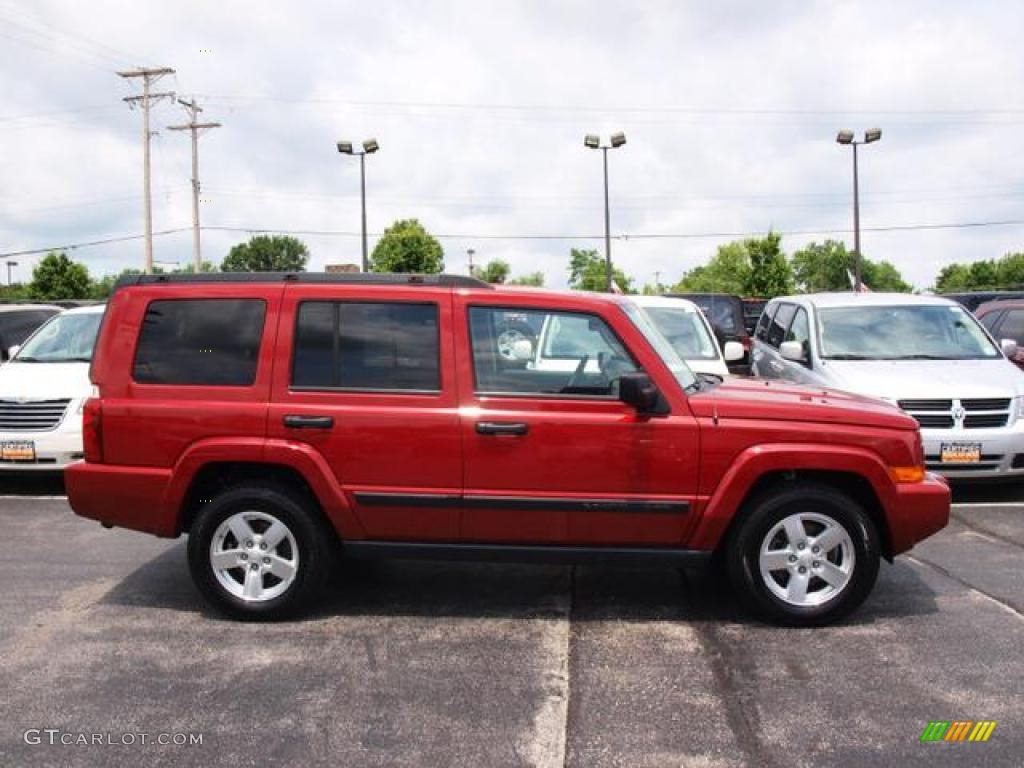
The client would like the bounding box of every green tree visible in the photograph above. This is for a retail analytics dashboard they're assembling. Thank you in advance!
[745,232,793,297]
[28,252,92,300]
[674,242,751,293]
[508,271,545,287]
[934,263,972,292]
[476,259,510,284]
[370,219,444,273]
[567,248,634,293]
[968,260,999,290]
[995,252,1024,288]
[862,259,912,292]
[221,235,309,272]
[791,240,856,292]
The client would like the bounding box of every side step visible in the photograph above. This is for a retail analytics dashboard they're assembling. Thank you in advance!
[344,541,712,567]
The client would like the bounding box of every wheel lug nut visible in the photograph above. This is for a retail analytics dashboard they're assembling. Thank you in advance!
[250,563,259,571]
[240,553,248,561]
[813,561,821,568]
[259,543,267,551]
[798,566,807,574]
[797,542,805,550]
[788,555,797,563]
[812,546,820,554]
[263,557,271,565]
[245,540,253,548]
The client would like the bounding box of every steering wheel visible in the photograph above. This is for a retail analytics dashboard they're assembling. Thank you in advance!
[566,354,590,389]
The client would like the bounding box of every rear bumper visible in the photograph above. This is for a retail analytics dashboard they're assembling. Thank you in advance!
[887,472,951,554]
[64,460,177,537]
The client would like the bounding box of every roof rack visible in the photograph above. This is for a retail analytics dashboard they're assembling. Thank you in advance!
[114,272,493,290]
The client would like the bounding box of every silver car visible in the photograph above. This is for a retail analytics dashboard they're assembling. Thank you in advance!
[751,292,1024,479]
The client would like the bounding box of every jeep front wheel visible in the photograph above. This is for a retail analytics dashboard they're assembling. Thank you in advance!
[726,484,880,627]
[187,482,334,620]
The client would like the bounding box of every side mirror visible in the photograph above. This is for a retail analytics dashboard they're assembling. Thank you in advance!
[723,341,744,362]
[1001,338,1018,358]
[511,338,534,361]
[619,372,668,415]
[779,340,806,363]
[6,345,20,360]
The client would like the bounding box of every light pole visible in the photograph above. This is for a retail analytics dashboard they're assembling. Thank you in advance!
[5,261,16,286]
[584,131,626,292]
[337,138,380,272]
[467,248,476,277]
[836,128,882,292]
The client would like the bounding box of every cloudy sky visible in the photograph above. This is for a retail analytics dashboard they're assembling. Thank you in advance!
[1,0,1023,290]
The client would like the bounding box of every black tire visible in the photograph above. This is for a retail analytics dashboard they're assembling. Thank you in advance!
[725,483,880,627]
[187,482,336,620]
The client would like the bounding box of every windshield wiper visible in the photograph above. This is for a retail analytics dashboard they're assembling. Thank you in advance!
[886,354,949,360]
[825,354,871,360]
[11,355,42,362]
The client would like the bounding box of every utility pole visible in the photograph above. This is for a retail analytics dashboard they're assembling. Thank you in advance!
[169,98,221,271]
[6,261,16,286]
[467,248,476,277]
[118,67,175,274]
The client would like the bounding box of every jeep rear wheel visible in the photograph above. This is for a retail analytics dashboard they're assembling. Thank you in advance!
[187,482,334,620]
[726,484,880,627]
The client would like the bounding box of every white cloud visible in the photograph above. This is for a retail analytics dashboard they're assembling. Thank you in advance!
[0,0,1022,289]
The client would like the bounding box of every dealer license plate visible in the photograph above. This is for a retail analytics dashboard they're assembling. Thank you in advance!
[1,440,36,461]
[940,442,981,464]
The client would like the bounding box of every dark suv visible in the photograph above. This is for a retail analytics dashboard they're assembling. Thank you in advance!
[66,273,949,626]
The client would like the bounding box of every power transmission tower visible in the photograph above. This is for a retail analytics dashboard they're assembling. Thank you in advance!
[118,67,175,273]
[168,98,220,271]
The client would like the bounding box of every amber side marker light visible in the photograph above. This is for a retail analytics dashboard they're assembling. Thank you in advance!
[890,466,926,483]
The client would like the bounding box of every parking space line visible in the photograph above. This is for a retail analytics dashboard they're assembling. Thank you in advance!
[0,495,68,500]
[952,502,1024,508]
[905,554,1024,620]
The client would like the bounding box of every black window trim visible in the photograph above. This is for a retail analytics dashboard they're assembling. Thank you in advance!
[766,301,796,349]
[131,297,268,387]
[289,298,443,395]
[755,301,779,342]
[466,303,640,401]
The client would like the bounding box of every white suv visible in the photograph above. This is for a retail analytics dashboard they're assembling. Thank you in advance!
[0,304,105,470]
[751,292,1024,479]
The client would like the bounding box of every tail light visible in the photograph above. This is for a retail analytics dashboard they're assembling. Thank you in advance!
[82,397,103,463]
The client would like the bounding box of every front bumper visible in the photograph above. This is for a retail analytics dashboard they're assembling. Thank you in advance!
[922,424,1024,479]
[888,472,950,555]
[0,425,83,471]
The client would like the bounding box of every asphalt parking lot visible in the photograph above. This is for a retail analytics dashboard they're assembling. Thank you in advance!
[1,477,1022,767]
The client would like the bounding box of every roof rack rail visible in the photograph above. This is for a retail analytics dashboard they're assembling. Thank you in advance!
[113,272,493,290]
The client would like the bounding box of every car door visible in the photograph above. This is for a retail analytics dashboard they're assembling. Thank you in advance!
[750,301,778,377]
[267,284,463,541]
[778,305,818,386]
[454,296,700,546]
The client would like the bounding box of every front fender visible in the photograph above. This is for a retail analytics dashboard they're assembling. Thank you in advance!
[686,443,898,551]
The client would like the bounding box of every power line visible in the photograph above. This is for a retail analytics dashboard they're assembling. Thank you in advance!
[6,217,1024,258]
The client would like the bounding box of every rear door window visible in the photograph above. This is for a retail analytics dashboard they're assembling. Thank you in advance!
[995,310,1024,344]
[756,302,778,342]
[292,301,440,392]
[133,299,266,386]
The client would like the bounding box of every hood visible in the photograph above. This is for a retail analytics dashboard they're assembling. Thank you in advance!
[0,361,93,401]
[822,358,1024,401]
[688,376,916,431]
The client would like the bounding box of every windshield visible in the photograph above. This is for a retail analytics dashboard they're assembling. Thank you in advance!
[819,305,1000,361]
[640,306,719,360]
[14,312,103,363]
[621,302,698,391]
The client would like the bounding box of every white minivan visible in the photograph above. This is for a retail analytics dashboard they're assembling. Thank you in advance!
[751,292,1024,479]
[0,304,105,470]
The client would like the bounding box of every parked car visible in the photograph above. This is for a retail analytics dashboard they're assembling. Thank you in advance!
[0,305,105,469]
[975,299,1024,370]
[625,295,743,377]
[66,273,948,626]
[741,297,768,336]
[941,291,1024,312]
[0,303,61,362]
[751,292,1024,479]
[668,293,751,374]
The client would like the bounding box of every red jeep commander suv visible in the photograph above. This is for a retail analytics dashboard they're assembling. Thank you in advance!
[66,273,950,626]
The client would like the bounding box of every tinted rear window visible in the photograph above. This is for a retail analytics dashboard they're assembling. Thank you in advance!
[133,299,266,385]
[292,301,440,391]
